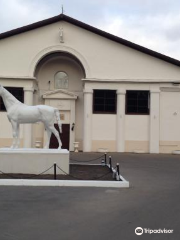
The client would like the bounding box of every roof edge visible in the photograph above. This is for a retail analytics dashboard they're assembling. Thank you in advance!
[0,14,63,40]
[0,14,180,67]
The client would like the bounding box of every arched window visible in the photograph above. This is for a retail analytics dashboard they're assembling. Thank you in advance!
[55,71,68,89]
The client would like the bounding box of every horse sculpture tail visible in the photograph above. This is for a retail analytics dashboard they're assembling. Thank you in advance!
[55,109,62,133]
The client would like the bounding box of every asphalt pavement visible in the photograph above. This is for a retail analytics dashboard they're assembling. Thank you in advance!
[0,152,180,240]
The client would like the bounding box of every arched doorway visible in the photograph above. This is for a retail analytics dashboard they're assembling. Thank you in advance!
[34,52,86,151]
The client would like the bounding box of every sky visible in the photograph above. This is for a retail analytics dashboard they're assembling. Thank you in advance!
[0,0,180,60]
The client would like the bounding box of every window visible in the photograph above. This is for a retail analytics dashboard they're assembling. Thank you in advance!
[0,87,24,111]
[93,90,117,114]
[55,71,68,89]
[126,90,150,115]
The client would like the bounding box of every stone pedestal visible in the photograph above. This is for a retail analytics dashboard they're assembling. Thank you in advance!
[0,148,69,175]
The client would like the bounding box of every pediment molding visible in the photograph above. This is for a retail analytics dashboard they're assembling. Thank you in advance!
[43,89,78,100]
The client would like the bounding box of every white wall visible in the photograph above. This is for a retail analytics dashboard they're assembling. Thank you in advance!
[92,114,116,152]
[125,116,149,141]
[0,21,180,80]
[92,115,116,140]
[160,91,180,141]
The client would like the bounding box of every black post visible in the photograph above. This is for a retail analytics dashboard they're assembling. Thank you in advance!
[116,163,120,181]
[109,156,112,170]
[54,163,57,180]
[104,153,107,165]
[117,163,120,175]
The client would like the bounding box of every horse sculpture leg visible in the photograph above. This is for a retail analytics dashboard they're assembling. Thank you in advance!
[47,125,62,149]
[10,121,18,149]
[44,128,52,149]
[16,124,20,148]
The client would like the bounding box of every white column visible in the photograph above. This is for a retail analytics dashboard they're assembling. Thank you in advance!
[83,89,93,152]
[150,89,160,153]
[23,87,34,148]
[116,89,126,152]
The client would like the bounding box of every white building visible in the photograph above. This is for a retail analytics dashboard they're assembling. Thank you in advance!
[0,14,180,153]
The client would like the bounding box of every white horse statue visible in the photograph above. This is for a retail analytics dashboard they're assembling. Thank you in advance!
[0,85,62,149]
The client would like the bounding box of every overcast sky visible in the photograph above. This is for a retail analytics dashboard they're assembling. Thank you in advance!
[0,0,180,60]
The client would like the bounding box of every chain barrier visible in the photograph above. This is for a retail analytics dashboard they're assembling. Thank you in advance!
[0,154,120,181]
[70,154,104,163]
[0,163,112,180]
[25,165,54,179]
[0,165,54,180]
[56,164,113,180]
[0,170,19,179]
[91,169,115,180]
[56,164,83,180]
[0,164,112,180]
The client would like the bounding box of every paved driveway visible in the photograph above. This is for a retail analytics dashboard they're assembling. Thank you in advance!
[0,153,180,240]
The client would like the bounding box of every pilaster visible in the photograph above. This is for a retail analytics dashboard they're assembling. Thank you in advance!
[150,89,160,153]
[23,87,34,148]
[83,89,93,152]
[116,89,126,152]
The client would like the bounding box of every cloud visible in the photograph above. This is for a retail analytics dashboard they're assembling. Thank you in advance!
[0,0,52,33]
[97,10,180,59]
[0,0,180,60]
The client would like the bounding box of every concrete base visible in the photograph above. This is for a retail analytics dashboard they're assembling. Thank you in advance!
[0,148,69,175]
[0,177,129,188]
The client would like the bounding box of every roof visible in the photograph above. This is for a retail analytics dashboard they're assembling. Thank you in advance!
[0,14,180,67]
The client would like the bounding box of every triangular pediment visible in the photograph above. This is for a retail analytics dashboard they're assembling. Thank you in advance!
[43,89,78,100]
[0,14,180,67]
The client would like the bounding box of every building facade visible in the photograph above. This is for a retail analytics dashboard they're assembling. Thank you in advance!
[0,14,180,153]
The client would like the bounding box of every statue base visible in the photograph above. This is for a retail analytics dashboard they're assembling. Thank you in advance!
[0,148,69,175]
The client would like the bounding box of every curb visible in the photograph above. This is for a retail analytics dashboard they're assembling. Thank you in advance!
[0,176,129,188]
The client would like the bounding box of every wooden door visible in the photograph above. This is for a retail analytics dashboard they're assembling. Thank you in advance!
[49,124,70,150]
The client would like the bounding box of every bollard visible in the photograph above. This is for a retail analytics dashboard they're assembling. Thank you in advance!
[101,159,105,166]
[104,153,107,165]
[116,163,120,181]
[117,163,120,175]
[54,162,57,180]
[109,156,112,170]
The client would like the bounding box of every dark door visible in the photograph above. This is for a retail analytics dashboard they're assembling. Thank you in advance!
[50,124,70,150]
